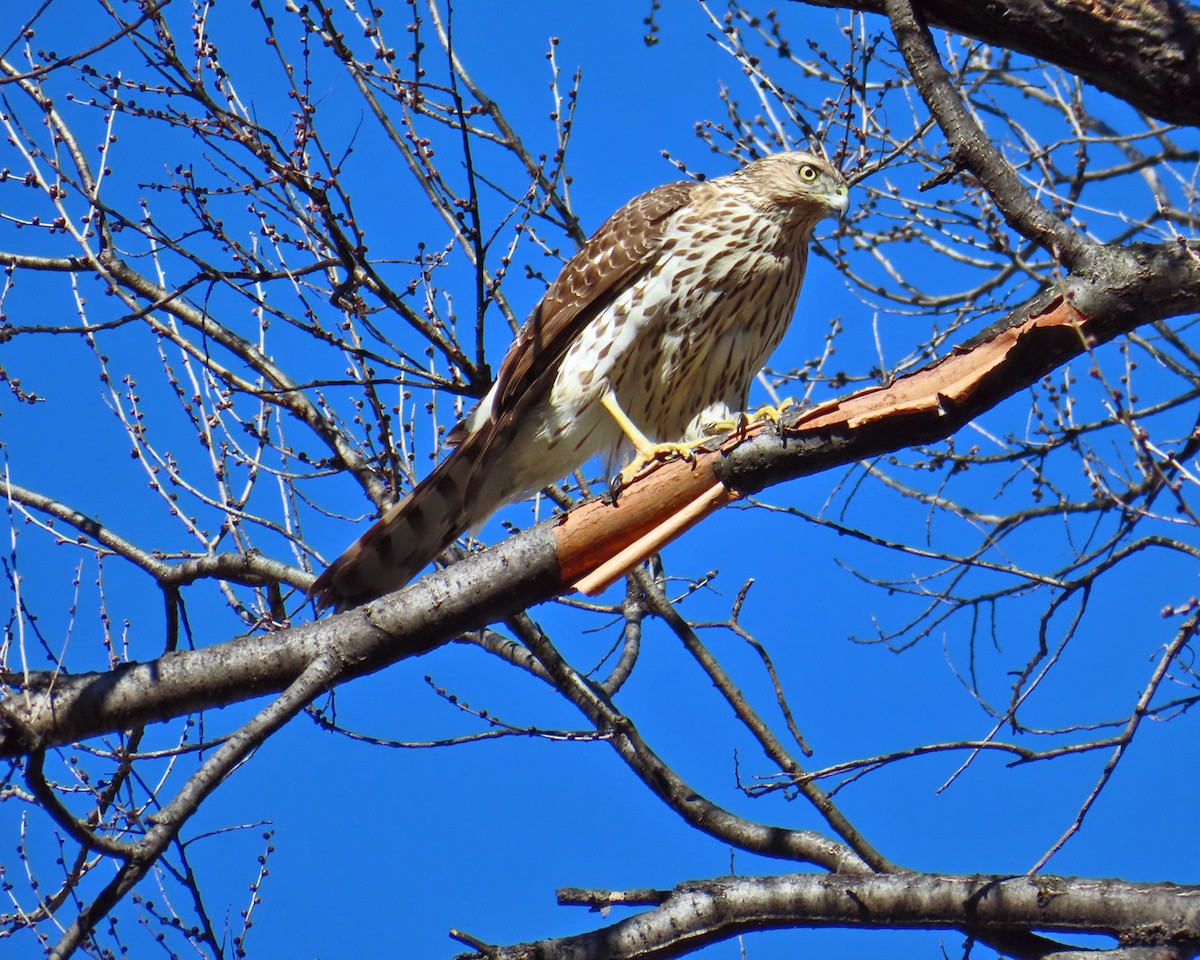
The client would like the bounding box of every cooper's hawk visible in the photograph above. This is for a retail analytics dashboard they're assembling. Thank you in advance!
[312,151,849,609]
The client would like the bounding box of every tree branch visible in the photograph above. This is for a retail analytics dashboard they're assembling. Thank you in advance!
[882,0,1092,267]
[794,0,1200,127]
[460,872,1200,960]
[1,239,1196,755]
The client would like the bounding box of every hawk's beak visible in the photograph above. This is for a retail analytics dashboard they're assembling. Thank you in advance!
[822,185,850,221]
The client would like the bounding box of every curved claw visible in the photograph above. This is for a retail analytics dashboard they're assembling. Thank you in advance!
[602,388,714,494]
[704,397,799,436]
[750,397,797,425]
[616,438,705,489]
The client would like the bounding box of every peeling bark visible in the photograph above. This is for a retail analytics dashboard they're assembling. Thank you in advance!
[3,239,1196,757]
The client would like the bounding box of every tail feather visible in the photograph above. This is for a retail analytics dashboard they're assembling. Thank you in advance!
[310,430,492,611]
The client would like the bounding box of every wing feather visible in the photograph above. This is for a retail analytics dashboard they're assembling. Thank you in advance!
[492,179,702,416]
[442,180,700,450]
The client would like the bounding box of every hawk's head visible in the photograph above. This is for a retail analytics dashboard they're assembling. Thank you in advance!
[727,151,850,228]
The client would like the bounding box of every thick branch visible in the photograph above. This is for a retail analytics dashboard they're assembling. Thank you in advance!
[883,0,1092,266]
[0,530,559,756]
[1,240,1197,756]
[469,872,1200,960]
[795,0,1200,127]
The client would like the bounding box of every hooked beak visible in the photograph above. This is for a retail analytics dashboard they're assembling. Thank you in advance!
[821,185,850,221]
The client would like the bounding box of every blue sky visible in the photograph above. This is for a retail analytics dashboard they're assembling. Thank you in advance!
[2,1,1199,958]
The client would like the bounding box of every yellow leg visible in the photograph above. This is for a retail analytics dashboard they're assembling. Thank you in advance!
[600,390,708,489]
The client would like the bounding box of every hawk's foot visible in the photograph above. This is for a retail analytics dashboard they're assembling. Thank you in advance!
[601,388,707,495]
[615,436,710,490]
[704,397,798,434]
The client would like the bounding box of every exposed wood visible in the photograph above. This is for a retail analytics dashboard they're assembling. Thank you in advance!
[3,241,1199,755]
[552,295,1085,591]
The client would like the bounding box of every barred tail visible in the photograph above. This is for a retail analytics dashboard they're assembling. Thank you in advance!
[310,431,493,611]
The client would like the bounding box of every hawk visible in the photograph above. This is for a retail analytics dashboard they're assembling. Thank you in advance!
[312,151,849,609]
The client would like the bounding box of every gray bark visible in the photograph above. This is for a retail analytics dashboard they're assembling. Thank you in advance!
[794,0,1200,126]
[475,873,1200,960]
[3,239,1197,757]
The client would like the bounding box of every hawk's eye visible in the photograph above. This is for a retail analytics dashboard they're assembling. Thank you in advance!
[798,164,818,182]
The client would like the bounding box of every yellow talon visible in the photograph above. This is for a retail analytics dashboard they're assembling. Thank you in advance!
[615,437,710,488]
[749,397,797,425]
[704,397,798,435]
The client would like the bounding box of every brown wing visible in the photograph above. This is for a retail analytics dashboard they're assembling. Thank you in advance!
[441,180,705,503]
[492,179,703,415]
[442,180,699,450]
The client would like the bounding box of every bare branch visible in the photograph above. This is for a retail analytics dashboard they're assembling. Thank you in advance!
[463,872,1200,960]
